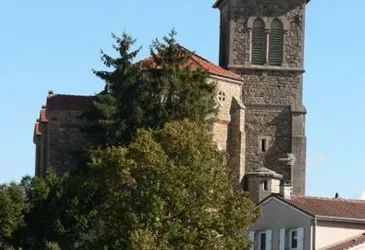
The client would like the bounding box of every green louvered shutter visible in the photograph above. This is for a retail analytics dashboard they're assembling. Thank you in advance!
[269,19,283,66]
[252,19,266,65]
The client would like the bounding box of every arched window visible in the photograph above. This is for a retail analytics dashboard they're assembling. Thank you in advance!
[269,19,284,66]
[252,18,266,65]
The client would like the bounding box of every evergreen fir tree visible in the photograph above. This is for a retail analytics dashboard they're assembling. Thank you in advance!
[85,30,216,147]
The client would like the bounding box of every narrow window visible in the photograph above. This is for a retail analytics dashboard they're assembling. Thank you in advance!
[290,230,298,249]
[263,180,268,191]
[261,139,267,152]
[252,18,266,65]
[269,19,284,66]
[259,232,266,250]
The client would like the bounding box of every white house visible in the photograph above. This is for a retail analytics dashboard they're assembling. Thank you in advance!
[249,193,365,250]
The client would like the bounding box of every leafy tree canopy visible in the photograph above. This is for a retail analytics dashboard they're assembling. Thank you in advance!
[87,121,258,249]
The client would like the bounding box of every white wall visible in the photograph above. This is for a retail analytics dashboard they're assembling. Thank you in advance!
[250,198,313,250]
[316,221,365,249]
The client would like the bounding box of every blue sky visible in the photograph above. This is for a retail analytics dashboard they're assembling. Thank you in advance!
[0,1,363,199]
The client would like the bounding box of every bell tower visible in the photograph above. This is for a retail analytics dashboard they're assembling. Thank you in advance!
[214,0,310,195]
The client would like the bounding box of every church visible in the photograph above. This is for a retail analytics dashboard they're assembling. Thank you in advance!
[33,0,309,204]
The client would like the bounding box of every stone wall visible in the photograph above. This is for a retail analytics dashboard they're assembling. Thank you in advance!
[35,76,247,180]
[234,71,306,195]
[244,106,292,179]
[210,76,243,151]
[209,76,246,187]
[39,119,48,176]
[46,108,87,174]
[240,71,303,106]
[215,0,308,195]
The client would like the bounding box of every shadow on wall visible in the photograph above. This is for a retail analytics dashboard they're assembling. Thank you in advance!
[263,108,292,183]
[229,0,306,20]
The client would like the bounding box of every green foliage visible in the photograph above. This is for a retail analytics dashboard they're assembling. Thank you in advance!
[85,30,216,147]
[16,171,99,250]
[45,241,61,250]
[87,121,258,249]
[0,182,28,248]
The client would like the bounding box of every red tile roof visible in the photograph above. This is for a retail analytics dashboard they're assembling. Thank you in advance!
[139,46,241,81]
[33,122,42,144]
[40,109,48,123]
[47,94,94,110]
[326,233,365,250]
[188,53,241,81]
[280,196,365,220]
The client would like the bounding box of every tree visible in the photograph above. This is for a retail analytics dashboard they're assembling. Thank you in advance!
[84,30,216,147]
[0,182,28,249]
[45,242,61,250]
[87,121,258,249]
[17,171,99,250]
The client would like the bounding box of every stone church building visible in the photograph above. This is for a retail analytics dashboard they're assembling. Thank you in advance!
[34,0,310,203]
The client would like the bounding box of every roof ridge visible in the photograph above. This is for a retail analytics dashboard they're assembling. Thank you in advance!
[138,44,242,81]
[292,195,365,203]
[49,94,94,98]
[189,53,242,80]
[177,44,241,79]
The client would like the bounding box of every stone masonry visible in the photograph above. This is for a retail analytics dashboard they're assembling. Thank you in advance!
[214,0,309,196]
[34,93,93,176]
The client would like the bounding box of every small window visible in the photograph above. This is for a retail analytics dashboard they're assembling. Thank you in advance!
[261,139,267,152]
[258,136,271,153]
[259,232,266,250]
[263,180,268,191]
[290,230,298,249]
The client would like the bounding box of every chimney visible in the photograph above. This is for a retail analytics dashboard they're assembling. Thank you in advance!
[280,182,293,199]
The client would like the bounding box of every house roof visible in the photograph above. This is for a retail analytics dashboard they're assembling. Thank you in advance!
[33,110,47,140]
[188,53,241,81]
[40,109,48,123]
[325,232,365,250]
[47,94,94,110]
[278,196,365,220]
[140,46,241,81]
